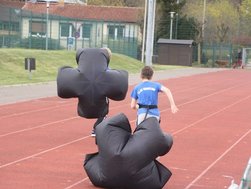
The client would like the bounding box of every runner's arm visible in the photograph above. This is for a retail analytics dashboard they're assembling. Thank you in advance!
[131,98,138,109]
[161,86,178,113]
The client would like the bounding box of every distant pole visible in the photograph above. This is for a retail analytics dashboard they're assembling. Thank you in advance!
[175,13,178,39]
[175,0,179,39]
[46,2,49,50]
[202,0,206,39]
[151,0,157,61]
[170,12,175,40]
[145,0,156,66]
[141,0,147,63]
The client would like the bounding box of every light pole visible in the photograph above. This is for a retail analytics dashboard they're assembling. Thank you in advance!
[141,0,147,63]
[45,2,49,50]
[175,0,179,39]
[202,0,206,40]
[198,0,206,65]
[170,12,175,40]
[145,0,156,66]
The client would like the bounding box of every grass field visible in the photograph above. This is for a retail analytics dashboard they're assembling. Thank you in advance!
[0,48,184,86]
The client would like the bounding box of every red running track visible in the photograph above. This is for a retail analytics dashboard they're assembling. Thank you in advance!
[0,69,251,189]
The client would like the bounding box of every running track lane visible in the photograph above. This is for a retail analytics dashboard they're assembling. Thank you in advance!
[0,69,250,189]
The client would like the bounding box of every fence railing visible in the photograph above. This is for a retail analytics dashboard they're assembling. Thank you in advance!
[0,5,141,59]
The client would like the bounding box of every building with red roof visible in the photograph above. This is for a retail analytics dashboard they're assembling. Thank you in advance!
[0,0,143,58]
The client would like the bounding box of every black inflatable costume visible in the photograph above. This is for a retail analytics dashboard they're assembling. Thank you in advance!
[84,113,173,189]
[57,48,128,118]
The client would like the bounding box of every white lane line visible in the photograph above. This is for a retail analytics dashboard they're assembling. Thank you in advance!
[1,81,247,139]
[172,95,251,135]
[1,80,244,120]
[0,135,90,169]
[184,128,251,189]
[64,177,89,189]
[0,116,79,138]
[0,103,73,120]
[64,95,251,189]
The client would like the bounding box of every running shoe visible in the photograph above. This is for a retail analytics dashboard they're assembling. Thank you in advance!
[91,129,96,137]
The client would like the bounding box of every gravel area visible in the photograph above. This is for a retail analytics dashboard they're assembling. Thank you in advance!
[0,67,227,105]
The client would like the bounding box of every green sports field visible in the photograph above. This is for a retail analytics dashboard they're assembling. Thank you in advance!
[0,48,184,86]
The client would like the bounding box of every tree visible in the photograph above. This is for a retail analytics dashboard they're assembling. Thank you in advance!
[87,0,125,6]
[206,0,239,43]
[240,0,251,36]
[184,0,240,43]
[87,0,145,7]
[123,0,145,7]
[183,0,239,63]
[240,0,251,18]
[176,16,198,40]
[156,0,186,39]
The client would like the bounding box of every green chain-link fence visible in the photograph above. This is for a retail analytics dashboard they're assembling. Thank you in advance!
[197,43,233,67]
[0,5,140,59]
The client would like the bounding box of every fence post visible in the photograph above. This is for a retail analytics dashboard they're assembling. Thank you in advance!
[239,157,251,189]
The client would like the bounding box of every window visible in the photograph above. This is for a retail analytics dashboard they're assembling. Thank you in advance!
[117,26,124,38]
[0,21,19,32]
[108,25,115,39]
[12,22,19,32]
[108,25,125,40]
[30,21,46,37]
[60,23,74,38]
[82,23,92,39]
[0,21,3,30]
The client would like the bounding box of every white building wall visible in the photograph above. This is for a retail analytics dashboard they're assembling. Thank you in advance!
[50,20,59,39]
[22,18,29,38]
[20,17,140,52]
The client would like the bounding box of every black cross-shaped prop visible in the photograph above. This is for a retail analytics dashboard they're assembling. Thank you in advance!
[57,48,128,118]
[84,113,173,188]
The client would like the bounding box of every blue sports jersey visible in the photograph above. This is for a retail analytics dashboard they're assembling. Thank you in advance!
[131,81,162,116]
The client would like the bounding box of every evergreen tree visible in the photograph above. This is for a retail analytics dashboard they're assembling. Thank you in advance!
[156,0,197,40]
[123,0,145,7]
[87,0,145,7]
[87,0,125,6]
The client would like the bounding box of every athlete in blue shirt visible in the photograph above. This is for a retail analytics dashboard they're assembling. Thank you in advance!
[131,66,178,125]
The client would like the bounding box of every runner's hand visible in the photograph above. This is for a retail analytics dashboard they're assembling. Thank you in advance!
[171,105,178,113]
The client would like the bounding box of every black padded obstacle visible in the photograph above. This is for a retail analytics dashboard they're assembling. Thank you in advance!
[84,113,173,189]
[57,48,128,118]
